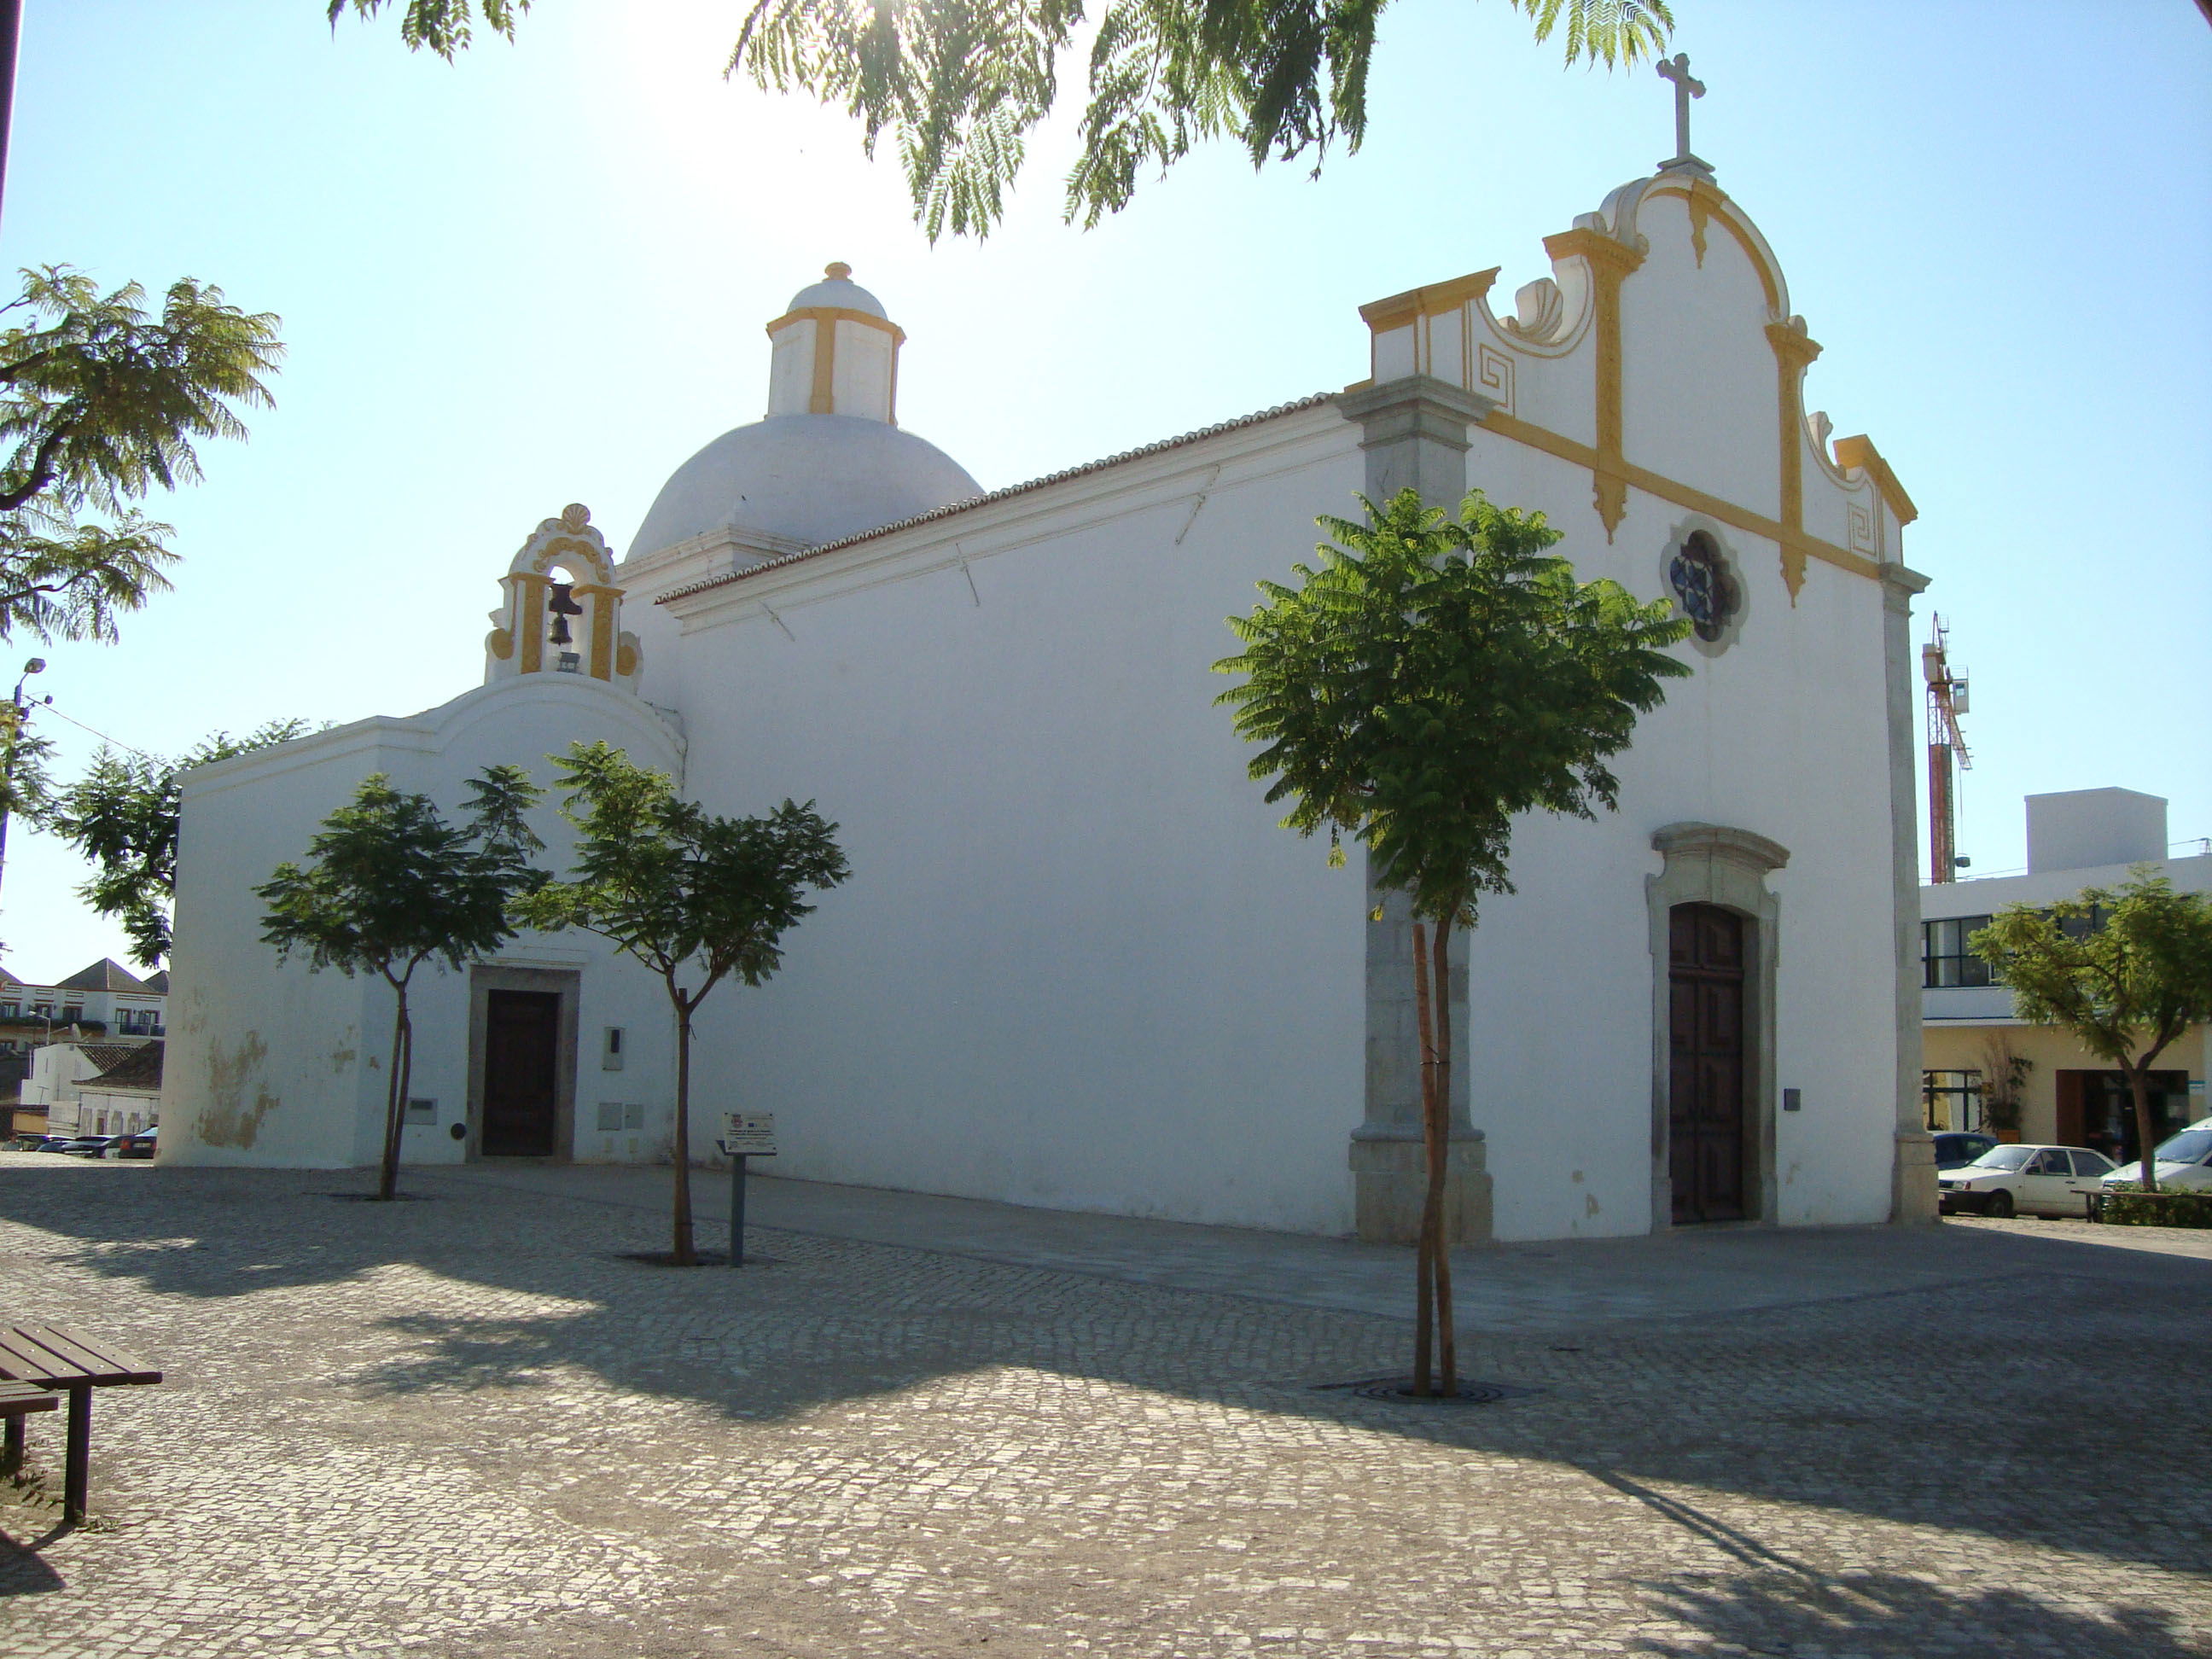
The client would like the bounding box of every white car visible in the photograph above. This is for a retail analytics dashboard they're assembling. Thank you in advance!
[1937,1144,2117,1218]
[2097,1121,2212,1193]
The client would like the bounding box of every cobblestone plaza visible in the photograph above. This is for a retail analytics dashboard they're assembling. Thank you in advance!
[1,1156,2206,1657]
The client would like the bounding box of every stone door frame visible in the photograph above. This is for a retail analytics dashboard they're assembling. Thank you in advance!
[467,965,580,1162]
[1646,823,1788,1231]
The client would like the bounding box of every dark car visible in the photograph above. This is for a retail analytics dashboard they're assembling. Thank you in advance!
[59,1136,117,1158]
[107,1129,157,1160]
[33,1135,79,1153]
[1932,1132,2000,1170]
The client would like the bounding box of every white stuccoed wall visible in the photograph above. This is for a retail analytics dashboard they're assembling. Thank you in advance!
[160,167,1921,1239]
[644,172,1913,1241]
[161,676,685,1168]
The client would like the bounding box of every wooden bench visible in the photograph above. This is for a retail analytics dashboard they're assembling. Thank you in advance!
[0,1325,163,1525]
[0,1377,61,1458]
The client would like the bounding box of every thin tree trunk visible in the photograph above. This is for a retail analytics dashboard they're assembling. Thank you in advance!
[2126,1062,2159,1193]
[1411,920,1438,1396]
[1430,917,1458,1397]
[376,972,410,1202]
[672,990,696,1264]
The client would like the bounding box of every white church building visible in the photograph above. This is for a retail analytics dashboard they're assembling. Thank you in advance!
[161,154,1940,1243]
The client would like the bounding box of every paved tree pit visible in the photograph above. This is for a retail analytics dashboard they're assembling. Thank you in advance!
[1315,1377,1543,1406]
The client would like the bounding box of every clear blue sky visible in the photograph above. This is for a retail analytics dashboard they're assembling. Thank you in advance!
[3,0,2207,978]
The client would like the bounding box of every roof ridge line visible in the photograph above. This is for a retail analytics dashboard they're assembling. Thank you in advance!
[656,393,1337,605]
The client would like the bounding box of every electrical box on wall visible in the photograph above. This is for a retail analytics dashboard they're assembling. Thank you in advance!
[602,1027,625,1071]
[405,1097,437,1125]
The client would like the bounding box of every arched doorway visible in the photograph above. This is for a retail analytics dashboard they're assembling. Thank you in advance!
[1669,902,1749,1224]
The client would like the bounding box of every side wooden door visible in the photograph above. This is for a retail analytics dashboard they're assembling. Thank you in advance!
[1669,903,1749,1225]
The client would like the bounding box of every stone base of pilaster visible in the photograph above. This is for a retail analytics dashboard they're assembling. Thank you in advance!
[1349,1130,1493,1245]
[1890,1128,1940,1225]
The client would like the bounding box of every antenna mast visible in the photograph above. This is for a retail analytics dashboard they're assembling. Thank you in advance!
[1920,616,1972,883]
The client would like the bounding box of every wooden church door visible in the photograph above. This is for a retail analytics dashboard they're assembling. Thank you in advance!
[1668,904,1749,1224]
[481,989,561,1157]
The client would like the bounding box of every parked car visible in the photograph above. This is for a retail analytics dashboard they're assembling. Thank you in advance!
[58,1136,118,1158]
[2097,1122,2212,1193]
[33,1134,80,1153]
[11,1132,59,1151]
[1937,1144,2117,1218]
[106,1128,157,1161]
[1931,1132,1999,1170]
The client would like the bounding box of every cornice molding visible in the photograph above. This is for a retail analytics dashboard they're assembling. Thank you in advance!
[1651,822,1792,876]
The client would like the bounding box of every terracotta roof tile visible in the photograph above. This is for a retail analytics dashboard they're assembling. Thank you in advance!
[85,1040,163,1091]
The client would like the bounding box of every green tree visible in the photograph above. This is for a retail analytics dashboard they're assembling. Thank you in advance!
[1,266,282,641]
[1972,872,2212,1191]
[257,767,545,1201]
[517,741,849,1266]
[334,0,1674,238]
[44,720,311,969]
[1216,486,1689,1394]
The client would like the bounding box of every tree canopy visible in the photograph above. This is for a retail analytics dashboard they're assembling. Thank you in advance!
[518,740,849,1263]
[334,0,1675,237]
[1217,486,1689,1395]
[1217,487,1691,926]
[257,765,545,1199]
[1973,871,2212,1190]
[0,267,282,643]
[45,720,311,969]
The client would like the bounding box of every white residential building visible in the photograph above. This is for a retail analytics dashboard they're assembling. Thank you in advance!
[1921,788,2210,1159]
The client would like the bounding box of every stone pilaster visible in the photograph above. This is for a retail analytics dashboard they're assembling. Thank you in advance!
[1883,562,1939,1224]
[1337,375,1499,1244]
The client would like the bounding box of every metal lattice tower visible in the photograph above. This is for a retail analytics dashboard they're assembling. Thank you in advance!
[1920,616,1972,883]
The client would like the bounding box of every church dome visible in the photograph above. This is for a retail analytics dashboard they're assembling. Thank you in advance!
[627,416,982,556]
[626,264,981,560]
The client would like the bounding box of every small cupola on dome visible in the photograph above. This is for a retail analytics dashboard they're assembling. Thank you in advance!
[765,262,905,425]
[624,264,982,560]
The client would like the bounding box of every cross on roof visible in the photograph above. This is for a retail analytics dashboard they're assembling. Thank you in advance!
[1656,53,1710,176]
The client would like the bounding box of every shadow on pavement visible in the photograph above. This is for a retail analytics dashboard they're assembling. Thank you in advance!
[1637,1568,2199,1658]
[3,1161,2209,1586]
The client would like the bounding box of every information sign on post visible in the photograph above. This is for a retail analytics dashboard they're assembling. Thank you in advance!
[719,1112,778,1158]
[717,1114,777,1268]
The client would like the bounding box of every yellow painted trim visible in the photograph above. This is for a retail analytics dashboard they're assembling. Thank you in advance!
[1831,434,1920,527]
[573,583,621,682]
[488,627,513,662]
[1541,230,1644,539]
[1477,410,1881,585]
[528,533,614,585]
[765,305,905,345]
[1644,179,1782,313]
[512,572,549,674]
[614,640,638,679]
[809,317,835,415]
[1765,322,1824,602]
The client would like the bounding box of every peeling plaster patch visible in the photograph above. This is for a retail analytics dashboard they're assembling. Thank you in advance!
[1586,1192,1603,1219]
[201,1031,279,1149]
[329,1027,358,1074]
